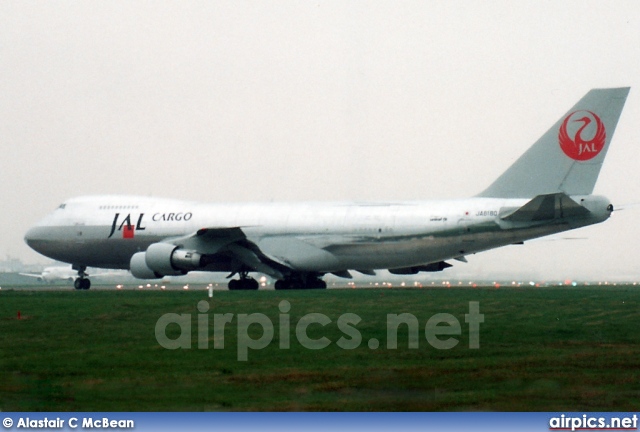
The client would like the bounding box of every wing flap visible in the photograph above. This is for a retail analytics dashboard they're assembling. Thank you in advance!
[226,243,284,279]
[257,237,340,271]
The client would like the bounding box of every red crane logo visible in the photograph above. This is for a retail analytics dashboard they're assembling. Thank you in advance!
[558,110,606,161]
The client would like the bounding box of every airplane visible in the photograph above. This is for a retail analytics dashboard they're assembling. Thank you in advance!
[24,88,629,290]
[20,265,118,284]
[20,266,78,283]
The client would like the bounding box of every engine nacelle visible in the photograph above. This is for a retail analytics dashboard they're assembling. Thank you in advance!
[130,252,160,279]
[144,242,203,276]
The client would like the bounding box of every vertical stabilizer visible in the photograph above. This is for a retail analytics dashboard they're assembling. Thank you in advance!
[478,88,629,198]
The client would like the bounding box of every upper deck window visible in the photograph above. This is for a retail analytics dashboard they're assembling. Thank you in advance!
[58,203,66,210]
[98,205,139,210]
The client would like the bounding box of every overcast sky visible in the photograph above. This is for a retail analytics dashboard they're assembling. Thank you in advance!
[1,1,639,280]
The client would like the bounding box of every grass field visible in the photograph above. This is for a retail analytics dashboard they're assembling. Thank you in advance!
[1,286,639,411]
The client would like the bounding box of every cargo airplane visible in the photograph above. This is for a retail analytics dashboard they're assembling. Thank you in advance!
[25,88,629,290]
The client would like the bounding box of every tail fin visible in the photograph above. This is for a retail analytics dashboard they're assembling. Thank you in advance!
[478,87,629,198]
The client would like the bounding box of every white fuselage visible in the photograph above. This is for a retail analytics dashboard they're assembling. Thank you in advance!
[24,194,611,275]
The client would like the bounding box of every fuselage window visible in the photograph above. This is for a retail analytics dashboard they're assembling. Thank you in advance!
[98,205,138,210]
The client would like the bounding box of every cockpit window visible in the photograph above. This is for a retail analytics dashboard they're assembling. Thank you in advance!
[58,203,66,210]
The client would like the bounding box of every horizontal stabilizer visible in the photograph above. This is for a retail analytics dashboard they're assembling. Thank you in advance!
[500,193,590,222]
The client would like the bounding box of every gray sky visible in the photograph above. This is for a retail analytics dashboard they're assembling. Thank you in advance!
[1,1,639,280]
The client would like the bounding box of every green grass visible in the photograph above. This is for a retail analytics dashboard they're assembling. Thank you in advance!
[1,286,640,411]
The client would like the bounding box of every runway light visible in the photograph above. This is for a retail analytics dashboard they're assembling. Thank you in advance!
[183,285,189,290]
[138,285,143,289]
[116,284,123,290]
[161,285,166,290]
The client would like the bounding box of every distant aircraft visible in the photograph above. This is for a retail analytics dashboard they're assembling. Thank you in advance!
[20,266,113,284]
[20,266,77,283]
[24,88,629,290]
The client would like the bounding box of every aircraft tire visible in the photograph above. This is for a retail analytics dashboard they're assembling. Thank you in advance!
[315,279,327,289]
[274,280,290,290]
[304,278,327,289]
[228,278,259,290]
[245,278,259,290]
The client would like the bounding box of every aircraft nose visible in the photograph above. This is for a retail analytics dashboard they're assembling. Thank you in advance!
[24,226,37,246]
[24,226,49,253]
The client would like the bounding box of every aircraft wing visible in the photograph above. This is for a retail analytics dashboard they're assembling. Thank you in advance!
[19,273,43,279]
[166,227,293,279]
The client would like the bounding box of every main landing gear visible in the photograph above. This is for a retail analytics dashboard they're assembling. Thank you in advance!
[274,273,327,290]
[226,272,327,290]
[73,265,91,290]
[227,272,259,290]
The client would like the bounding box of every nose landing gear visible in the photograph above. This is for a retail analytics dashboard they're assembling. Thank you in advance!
[73,265,91,290]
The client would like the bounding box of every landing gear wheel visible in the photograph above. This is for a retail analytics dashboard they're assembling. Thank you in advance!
[75,278,91,290]
[73,265,90,290]
[275,274,327,290]
[228,279,239,290]
[228,276,259,290]
[307,278,327,289]
[274,280,291,290]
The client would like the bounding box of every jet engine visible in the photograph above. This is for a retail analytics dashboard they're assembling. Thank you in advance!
[130,252,160,279]
[129,242,203,279]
